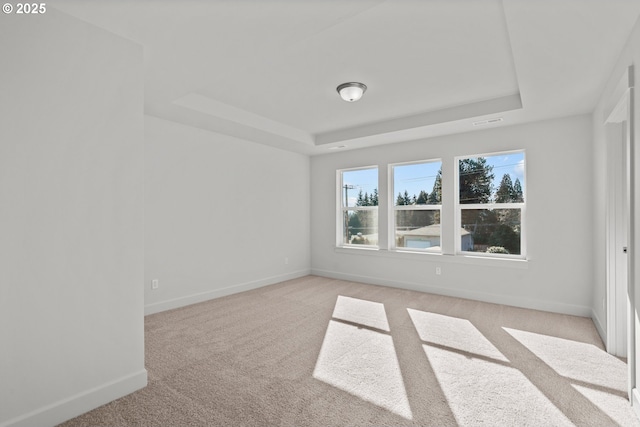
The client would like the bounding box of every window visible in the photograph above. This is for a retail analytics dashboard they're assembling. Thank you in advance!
[390,160,442,252]
[456,151,525,257]
[338,167,378,247]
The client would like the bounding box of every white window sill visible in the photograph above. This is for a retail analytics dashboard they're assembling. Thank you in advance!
[334,246,529,269]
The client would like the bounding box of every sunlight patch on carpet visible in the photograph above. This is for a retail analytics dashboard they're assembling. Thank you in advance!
[332,295,390,332]
[503,328,627,392]
[409,309,572,425]
[422,339,572,425]
[313,297,411,419]
[572,384,638,426]
[407,309,509,362]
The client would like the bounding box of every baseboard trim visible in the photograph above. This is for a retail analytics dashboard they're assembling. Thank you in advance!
[0,369,147,427]
[591,308,607,347]
[311,268,592,317]
[632,388,640,420]
[144,269,311,315]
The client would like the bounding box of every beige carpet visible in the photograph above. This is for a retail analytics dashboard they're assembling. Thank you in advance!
[60,275,639,426]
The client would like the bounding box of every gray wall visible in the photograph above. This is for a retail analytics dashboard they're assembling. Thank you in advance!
[3,5,633,425]
[0,9,145,427]
[311,115,594,316]
[144,116,311,314]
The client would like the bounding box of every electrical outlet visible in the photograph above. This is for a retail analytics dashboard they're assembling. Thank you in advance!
[435,267,441,275]
[151,279,159,290]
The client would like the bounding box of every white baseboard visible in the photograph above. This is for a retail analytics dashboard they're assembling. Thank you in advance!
[591,308,607,347]
[144,269,311,315]
[0,369,147,427]
[311,268,592,317]
[633,388,640,420]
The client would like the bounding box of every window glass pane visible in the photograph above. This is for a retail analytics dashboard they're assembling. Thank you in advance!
[395,210,441,250]
[460,209,521,255]
[342,210,378,245]
[342,168,378,208]
[393,161,442,206]
[459,153,525,204]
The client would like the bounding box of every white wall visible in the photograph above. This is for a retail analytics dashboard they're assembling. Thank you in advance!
[144,116,310,314]
[311,115,594,316]
[0,9,145,427]
[592,13,640,394]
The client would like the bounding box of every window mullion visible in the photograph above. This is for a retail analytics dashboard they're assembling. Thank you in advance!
[441,155,455,254]
[459,203,524,210]
[394,205,442,211]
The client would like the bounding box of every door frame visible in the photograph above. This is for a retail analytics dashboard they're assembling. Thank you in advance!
[604,65,634,401]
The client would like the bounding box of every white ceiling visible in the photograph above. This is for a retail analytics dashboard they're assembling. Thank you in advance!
[54,0,640,155]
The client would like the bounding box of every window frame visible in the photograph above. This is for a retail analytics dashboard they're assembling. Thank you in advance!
[388,159,443,253]
[454,150,527,259]
[336,165,379,248]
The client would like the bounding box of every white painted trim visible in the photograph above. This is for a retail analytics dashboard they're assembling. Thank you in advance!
[393,205,441,211]
[144,269,310,315]
[315,94,523,146]
[311,268,590,317]
[605,120,618,354]
[336,169,343,247]
[0,370,147,427]
[632,388,640,420]
[603,67,631,124]
[334,246,529,269]
[603,67,635,397]
[628,71,636,398]
[592,307,607,345]
[342,206,378,211]
[172,93,313,145]
[607,89,631,124]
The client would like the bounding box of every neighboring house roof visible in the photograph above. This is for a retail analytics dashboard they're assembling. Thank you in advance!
[398,224,471,237]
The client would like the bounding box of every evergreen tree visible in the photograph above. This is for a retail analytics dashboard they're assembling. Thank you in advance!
[488,224,520,254]
[371,188,379,206]
[416,190,429,205]
[495,174,514,203]
[459,158,494,204]
[396,192,406,206]
[512,179,524,202]
[355,190,379,207]
[348,212,362,236]
[403,190,412,205]
[428,169,442,205]
[494,175,522,247]
[427,169,443,225]
[489,174,522,252]
[352,188,378,239]
[462,209,497,245]
[459,158,495,246]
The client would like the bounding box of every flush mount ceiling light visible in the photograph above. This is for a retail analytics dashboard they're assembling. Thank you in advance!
[337,82,367,102]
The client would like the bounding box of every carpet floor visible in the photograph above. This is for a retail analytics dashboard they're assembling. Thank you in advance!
[59,275,639,426]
